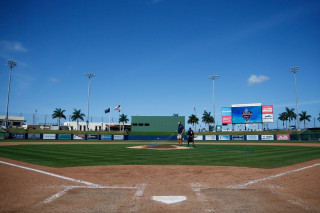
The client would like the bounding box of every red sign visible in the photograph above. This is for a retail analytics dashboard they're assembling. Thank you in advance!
[277,135,290,140]
[222,116,232,124]
[262,105,273,114]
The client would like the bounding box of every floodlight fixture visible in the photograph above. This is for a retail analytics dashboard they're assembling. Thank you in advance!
[5,60,17,128]
[208,75,219,131]
[290,66,300,130]
[85,73,96,131]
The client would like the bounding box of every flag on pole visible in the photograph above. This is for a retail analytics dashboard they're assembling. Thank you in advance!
[114,105,121,111]
[105,108,110,114]
[193,106,195,111]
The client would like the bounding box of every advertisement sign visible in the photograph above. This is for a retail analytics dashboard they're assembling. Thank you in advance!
[58,134,71,140]
[277,135,290,140]
[219,135,230,140]
[246,135,259,140]
[232,135,244,140]
[28,133,41,139]
[205,135,216,140]
[261,135,274,140]
[43,134,56,140]
[114,135,124,140]
[194,135,203,140]
[222,107,232,124]
[262,105,274,123]
[12,133,25,139]
[231,106,262,124]
[74,134,85,140]
[87,134,99,140]
[101,135,112,140]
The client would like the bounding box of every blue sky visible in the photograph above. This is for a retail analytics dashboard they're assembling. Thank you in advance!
[0,0,320,129]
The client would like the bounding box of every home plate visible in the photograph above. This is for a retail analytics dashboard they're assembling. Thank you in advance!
[152,196,187,204]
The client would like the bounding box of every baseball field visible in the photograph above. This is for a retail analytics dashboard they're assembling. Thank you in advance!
[0,141,320,212]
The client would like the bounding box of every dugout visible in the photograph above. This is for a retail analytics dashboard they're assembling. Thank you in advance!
[131,116,185,132]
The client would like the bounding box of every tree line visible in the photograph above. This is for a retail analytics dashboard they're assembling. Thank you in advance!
[52,108,129,131]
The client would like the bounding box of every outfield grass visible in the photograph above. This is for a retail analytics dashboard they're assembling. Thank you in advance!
[0,144,319,169]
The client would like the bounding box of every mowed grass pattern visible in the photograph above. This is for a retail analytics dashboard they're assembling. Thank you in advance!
[0,144,319,168]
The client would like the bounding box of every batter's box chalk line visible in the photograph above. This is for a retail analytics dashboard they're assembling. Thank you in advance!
[0,161,146,204]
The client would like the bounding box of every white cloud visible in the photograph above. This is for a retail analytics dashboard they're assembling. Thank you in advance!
[247,75,270,86]
[0,40,28,52]
[50,77,60,83]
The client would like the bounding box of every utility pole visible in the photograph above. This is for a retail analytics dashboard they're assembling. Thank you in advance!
[85,73,96,131]
[290,67,300,130]
[209,75,219,131]
[5,61,17,128]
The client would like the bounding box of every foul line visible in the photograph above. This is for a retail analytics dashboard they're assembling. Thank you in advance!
[0,160,145,204]
[227,163,320,189]
[0,160,103,187]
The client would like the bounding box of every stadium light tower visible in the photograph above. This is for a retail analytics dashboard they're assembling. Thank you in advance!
[5,60,17,129]
[85,73,96,131]
[209,75,219,131]
[289,66,300,130]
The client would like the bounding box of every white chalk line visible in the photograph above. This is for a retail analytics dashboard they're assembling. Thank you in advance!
[227,163,320,189]
[0,161,102,188]
[0,160,144,204]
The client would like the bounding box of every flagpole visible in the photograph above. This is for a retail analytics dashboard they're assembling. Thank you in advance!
[109,111,111,131]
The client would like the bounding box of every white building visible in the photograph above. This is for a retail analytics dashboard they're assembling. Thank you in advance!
[64,121,130,131]
[0,115,25,128]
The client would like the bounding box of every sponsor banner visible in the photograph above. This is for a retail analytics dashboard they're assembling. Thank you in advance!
[28,133,41,139]
[232,135,244,140]
[222,107,232,116]
[262,114,274,123]
[277,134,290,140]
[232,106,262,124]
[58,134,71,140]
[219,135,230,140]
[74,134,85,140]
[43,134,56,140]
[101,135,112,140]
[114,135,124,140]
[194,135,203,141]
[222,107,232,124]
[261,135,274,140]
[205,135,216,140]
[87,134,99,140]
[262,105,274,123]
[232,103,262,107]
[246,135,259,140]
[222,116,232,124]
[12,133,25,139]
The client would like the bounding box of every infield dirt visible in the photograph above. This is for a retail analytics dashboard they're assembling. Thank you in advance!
[0,142,319,212]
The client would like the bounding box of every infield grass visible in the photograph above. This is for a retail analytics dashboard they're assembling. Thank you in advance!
[0,144,319,169]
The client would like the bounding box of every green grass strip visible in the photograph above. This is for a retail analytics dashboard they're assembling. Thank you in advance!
[0,144,319,169]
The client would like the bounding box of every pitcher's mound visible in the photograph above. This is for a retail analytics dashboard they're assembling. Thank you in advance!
[128,144,190,150]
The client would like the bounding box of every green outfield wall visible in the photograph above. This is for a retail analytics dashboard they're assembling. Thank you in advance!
[131,116,185,132]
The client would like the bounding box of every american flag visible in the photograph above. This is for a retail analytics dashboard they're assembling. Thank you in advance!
[114,105,121,111]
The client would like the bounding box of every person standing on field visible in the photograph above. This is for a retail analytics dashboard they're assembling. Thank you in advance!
[187,127,195,147]
[177,122,184,145]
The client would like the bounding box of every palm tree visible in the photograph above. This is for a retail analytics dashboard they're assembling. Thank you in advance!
[52,108,66,130]
[188,114,199,131]
[299,111,311,130]
[119,114,129,131]
[202,111,214,131]
[285,107,296,130]
[278,112,288,130]
[71,109,85,130]
[173,113,179,116]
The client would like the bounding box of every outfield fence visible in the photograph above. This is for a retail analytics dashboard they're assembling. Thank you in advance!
[1,133,319,141]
